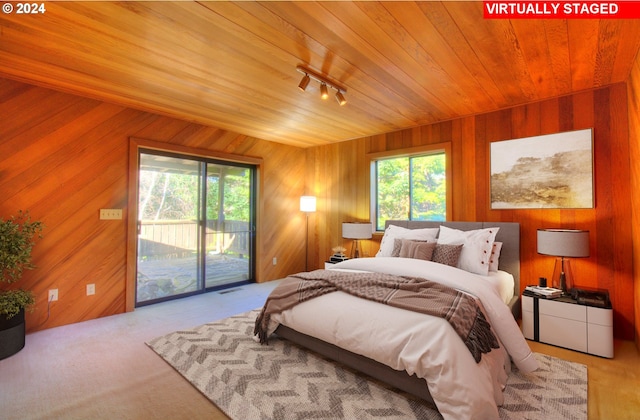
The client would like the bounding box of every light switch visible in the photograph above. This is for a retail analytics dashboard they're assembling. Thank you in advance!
[100,209,122,220]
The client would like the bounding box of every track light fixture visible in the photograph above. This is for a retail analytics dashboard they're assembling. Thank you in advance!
[296,65,347,106]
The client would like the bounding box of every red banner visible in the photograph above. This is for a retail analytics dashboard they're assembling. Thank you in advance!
[484,1,640,18]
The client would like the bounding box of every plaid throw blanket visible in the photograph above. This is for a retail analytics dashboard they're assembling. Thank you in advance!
[254,269,499,363]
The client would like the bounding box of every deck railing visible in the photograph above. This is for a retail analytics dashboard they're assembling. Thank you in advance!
[138,219,250,259]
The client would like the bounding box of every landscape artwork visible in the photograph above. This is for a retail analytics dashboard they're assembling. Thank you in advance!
[490,129,594,209]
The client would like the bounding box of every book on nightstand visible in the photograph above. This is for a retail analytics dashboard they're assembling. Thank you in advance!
[329,254,349,263]
[524,285,563,299]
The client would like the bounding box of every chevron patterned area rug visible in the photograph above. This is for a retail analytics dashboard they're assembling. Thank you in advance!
[147,310,587,420]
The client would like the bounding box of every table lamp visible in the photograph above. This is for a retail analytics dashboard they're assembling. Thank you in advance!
[342,222,372,258]
[537,229,590,294]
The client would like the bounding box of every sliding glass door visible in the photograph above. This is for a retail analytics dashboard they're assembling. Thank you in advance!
[135,150,255,306]
[203,162,253,289]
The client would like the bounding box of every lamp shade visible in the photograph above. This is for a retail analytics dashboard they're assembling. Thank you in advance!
[342,222,373,239]
[300,196,316,212]
[537,229,590,258]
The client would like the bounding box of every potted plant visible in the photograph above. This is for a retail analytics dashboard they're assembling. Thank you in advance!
[0,211,43,360]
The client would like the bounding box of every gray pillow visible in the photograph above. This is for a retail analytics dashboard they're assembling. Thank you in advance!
[391,238,404,257]
[431,244,464,267]
[399,239,436,260]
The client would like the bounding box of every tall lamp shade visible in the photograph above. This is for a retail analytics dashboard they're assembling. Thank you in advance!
[300,196,316,212]
[342,222,372,258]
[537,229,589,294]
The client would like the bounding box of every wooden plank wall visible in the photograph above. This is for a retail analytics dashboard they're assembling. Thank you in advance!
[0,78,308,333]
[307,83,634,340]
[2,75,636,341]
[628,52,640,349]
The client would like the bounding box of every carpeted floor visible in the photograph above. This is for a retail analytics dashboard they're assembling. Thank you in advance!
[148,309,588,420]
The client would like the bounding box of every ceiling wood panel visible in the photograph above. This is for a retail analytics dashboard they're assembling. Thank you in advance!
[1,1,638,147]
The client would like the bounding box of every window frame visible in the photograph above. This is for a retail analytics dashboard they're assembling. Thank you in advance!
[368,142,452,232]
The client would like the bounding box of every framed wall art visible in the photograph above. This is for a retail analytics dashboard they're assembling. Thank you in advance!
[490,129,594,209]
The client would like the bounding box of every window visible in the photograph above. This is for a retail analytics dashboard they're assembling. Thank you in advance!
[371,144,450,231]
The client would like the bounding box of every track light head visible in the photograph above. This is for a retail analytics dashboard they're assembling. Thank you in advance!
[298,74,310,91]
[320,83,329,100]
[335,91,347,106]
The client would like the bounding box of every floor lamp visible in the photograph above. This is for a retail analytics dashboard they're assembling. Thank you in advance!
[300,196,316,271]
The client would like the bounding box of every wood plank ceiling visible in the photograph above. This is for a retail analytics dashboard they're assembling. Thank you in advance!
[1,1,639,148]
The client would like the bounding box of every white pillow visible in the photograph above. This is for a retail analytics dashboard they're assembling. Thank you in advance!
[376,225,439,257]
[489,241,503,272]
[437,226,500,275]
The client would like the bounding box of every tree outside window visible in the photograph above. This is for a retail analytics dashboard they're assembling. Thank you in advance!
[374,153,446,231]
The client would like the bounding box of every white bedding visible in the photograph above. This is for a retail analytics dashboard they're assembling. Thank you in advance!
[479,270,515,305]
[266,257,537,420]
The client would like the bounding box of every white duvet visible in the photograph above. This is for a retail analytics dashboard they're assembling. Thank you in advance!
[266,257,538,420]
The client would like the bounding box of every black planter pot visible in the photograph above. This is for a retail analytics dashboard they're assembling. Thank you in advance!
[0,309,26,360]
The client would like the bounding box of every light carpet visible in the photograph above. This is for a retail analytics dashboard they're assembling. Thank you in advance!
[147,310,587,420]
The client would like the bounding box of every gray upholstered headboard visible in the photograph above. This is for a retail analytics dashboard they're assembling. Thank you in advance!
[385,220,521,317]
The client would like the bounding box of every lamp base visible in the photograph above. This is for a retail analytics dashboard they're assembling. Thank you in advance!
[551,257,575,295]
[350,240,361,258]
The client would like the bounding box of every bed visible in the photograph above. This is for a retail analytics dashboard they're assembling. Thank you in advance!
[255,221,538,420]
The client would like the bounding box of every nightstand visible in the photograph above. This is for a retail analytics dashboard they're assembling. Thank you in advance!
[324,261,336,269]
[522,293,613,358]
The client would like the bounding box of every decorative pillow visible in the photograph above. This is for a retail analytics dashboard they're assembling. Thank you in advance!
[489,241,503,272]
[431,244,463,267]
[437,226,500,275]
[376,225,439,257]
[391,238,404,257]
[398,239,436,260]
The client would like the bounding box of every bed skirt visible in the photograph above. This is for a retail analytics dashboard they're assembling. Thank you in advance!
[274,324,435,404]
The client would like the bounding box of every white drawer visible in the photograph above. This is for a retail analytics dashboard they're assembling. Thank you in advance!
[539,314,587,353]
[588,323,614,358]
[587,306,613,326]
[522,309,534,340]
[521,295,533,312]
[539,299,586,322]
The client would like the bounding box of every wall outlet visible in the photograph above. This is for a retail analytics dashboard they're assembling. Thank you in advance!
[100,209,122,220]
[48,289,58,302]
[272,257,277,266]
[86,284,96,296]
